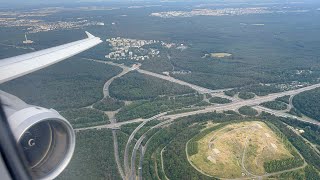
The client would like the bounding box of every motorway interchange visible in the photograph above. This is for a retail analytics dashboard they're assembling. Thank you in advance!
[78,58,320,180]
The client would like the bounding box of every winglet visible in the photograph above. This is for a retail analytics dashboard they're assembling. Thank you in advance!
[85,31,95,38]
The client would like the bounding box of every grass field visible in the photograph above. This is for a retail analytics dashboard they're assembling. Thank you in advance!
[188,121,293,179]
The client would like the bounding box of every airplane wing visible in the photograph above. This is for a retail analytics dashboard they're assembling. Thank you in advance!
[0,31,102,84]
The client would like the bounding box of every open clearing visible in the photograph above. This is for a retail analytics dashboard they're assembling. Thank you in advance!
[203,52,233,58]
[188,121,293,179]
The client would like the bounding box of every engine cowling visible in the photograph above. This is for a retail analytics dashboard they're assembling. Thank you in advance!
[0,91,75,180]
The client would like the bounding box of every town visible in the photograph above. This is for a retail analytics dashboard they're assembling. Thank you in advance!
[105,37,186,61]
[150,7,273,18]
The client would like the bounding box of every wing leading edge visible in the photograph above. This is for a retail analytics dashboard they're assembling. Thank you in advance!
[0,31,102,84]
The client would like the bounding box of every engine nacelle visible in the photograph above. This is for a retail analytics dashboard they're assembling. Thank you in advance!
[0,91,75,180]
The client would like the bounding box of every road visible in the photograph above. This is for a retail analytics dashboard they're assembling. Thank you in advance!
[163,83,320,126]
[86,58,230,94]
[137,68,230,94]
[287,125,320,155]
[83,58,133,97]
[112,130,125,179]
[123,113,166,179]
[254,106,319,125]
[129,119,173,180]
[83,58,320,127]
[75,82,320,133]
[82,58,320,180]
[129,134,145,180]
[74,118,145,131]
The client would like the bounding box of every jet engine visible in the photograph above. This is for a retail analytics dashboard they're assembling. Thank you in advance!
[0,90,75,180]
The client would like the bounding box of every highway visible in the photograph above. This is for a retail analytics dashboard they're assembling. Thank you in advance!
[83,58,133,97]
[129,119,174,180]
[75,81,320,133]
[112,130,125,179]
[137,68,230,94]
[123,113,166,179]
[163,83,320,126]
[82,58,320,180]
[75,118,145,131]
[84,58,320,127]
[84,58,230,94]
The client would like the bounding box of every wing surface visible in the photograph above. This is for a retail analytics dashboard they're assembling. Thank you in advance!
[0,31,102,84]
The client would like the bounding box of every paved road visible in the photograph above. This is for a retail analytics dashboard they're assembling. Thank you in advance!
[254,106,319,125]
[129,134,145,180]
[163,83,320,126]
[112,130,125,179]
[86,58,230,94]
[74,118,145,131]
[123,113,166,179]
[83,58,133,97]
[137,68,230,94]
[75,83,320,133]
[82,58,320,180]
[287,125,320,155]
[129,119,173,180]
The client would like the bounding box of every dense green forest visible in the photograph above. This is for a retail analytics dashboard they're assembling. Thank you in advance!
[142,112,243,179]
[2,3,320,180]
[271,116,320,151]
[0,58,122,110]
[116,130,130,171]
[163,125,217,179]
[116,94,203,121]
[93,97,125,111]
[263,122,304,173]
[238,106,258,116]
[276,95,291,104]
[109,71,194,101]
[224,90,237,97]
[240,84,282,96]
[60,108,109,128]
[209,96,232,104]
[238,92,255,99]
[57,129,120,180]
[143,111,320,179]
[260,113,320,170]
[260,101,288,110]
[293,88,320,121]
[288,107,303,117]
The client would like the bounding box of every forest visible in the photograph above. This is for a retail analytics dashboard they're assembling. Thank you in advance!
[238,92,255,100]
[60,108,109,128]
[116,94,203,121]
[293,88,320,121]
[142,112,243,179]
[260,113,320,171]
[109,71,194,101]
[288,107,303,117]
[209,96,232,104]
[238,106,258,116]
[0,58,122,110]
[93,97,125,111]
[260,101,288,110]
[276,95,291,104]
[57,129,120,180]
